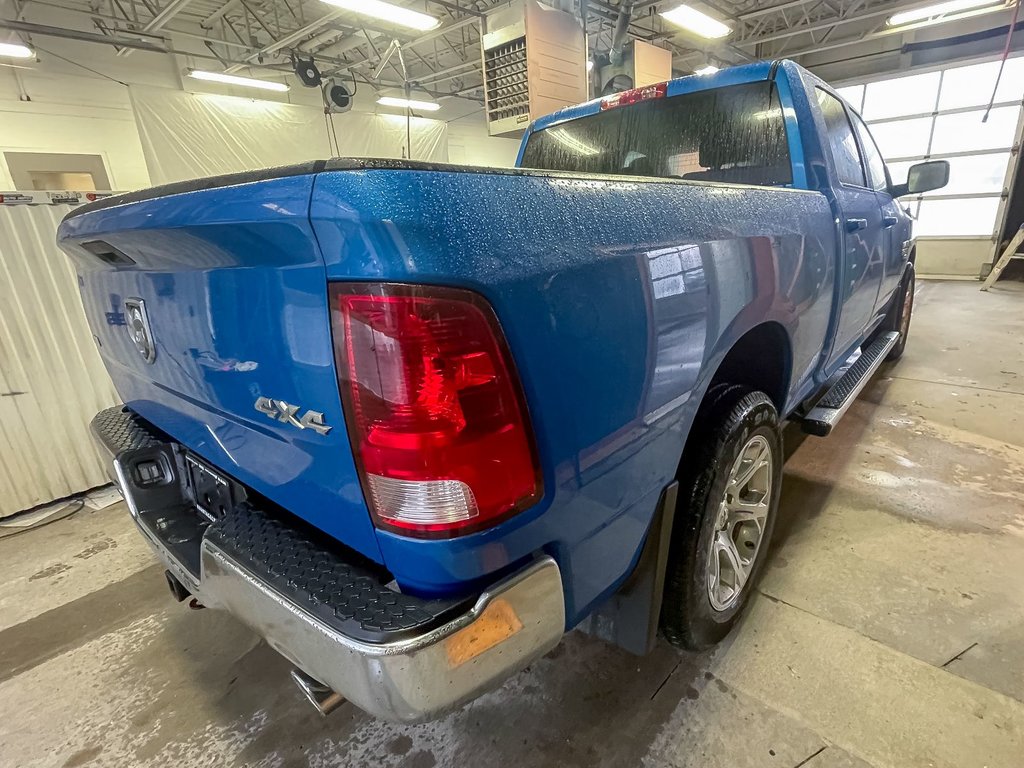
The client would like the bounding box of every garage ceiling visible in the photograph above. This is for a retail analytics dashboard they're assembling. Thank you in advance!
[5,0,1011,102]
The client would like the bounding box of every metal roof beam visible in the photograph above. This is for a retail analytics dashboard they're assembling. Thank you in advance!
[320,16,479,75]
[143,0,193,31]
[202,0,240,28]
[224,10,343,72]
[734,3,896,46]
[738,0,834,21]
[116,0,194,56]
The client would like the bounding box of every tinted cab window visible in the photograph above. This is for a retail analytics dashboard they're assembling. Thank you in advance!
[816,88,866,187]
[851,114,889,192]
[521,82,792,187]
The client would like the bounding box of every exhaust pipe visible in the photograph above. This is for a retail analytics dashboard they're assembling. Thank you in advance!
[290,668,345,716]
[164,570,191,602]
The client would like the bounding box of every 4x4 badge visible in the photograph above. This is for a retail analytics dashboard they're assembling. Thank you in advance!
[254,397,331,435]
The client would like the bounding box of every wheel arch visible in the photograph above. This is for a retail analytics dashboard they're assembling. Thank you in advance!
[671,321,792,487]
[601,323,794,654]
[703,320,793,416]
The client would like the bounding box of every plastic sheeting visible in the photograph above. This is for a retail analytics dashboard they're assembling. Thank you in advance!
[0,204,120,517]
[130,86,449,184]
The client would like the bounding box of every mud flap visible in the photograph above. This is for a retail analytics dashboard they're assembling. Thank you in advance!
[577,481,678,655]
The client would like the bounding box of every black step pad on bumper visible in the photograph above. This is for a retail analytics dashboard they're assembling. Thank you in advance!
[92,405,167,454]
[90,405,472,645]
[206,506,471,643]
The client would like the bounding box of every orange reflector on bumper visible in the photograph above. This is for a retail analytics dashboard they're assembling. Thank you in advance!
[445,598,523,668]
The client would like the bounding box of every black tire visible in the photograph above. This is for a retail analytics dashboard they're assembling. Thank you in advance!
[661,385,783,651]
[884,263,915,362]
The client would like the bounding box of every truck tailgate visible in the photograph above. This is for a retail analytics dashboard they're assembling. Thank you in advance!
[58,170,381,562]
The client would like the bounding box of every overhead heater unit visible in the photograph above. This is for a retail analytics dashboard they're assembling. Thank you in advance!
[482,0,589,137]
[598,39,673,96]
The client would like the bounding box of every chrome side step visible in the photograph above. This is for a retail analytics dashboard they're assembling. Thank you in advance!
[802,332,900,437]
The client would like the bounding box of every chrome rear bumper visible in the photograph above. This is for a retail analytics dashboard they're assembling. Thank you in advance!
[92,406,565,723]
[202,542,563,722]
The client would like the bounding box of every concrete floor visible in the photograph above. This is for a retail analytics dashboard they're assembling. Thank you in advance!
[2,279,1023,768]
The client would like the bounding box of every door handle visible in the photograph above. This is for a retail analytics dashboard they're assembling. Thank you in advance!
[882,216,899,228]
[845,218,868,232]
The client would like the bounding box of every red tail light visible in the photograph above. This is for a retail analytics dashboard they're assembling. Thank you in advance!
[330,283,541,538]
[600,82,667,111]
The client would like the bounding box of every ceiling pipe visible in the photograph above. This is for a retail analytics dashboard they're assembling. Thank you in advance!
[0,17,248,65]
[25,1,257,51]
[581,0,591,64]
[0,18,167,53]
[609,0,636,65]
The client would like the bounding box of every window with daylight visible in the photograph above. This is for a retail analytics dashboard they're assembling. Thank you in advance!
[838,57,1024,237]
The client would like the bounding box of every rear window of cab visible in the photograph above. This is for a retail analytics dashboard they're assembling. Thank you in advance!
[520,81,792,188]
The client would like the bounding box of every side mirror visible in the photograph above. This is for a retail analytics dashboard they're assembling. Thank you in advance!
[892,160,950,197]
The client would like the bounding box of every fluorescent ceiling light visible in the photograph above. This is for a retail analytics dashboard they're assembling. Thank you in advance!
[188,69,289,91]
[378,95,441,111]
[888,0,1002,25]
[0,42,34,59]
[660,5,732,39]
[694,64,720,75]
[320,0,439,31]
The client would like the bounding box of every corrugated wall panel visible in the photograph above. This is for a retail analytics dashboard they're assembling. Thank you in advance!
[0,204,120,517]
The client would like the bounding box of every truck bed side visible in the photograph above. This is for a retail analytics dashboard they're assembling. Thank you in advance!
[308,163,835,620]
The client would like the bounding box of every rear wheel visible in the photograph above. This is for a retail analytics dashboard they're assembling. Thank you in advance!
[869,263,915,362]
[885,263,915,362]
[661,386,783,651]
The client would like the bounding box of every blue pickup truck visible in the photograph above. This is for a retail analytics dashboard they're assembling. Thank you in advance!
[58,60,947,722]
